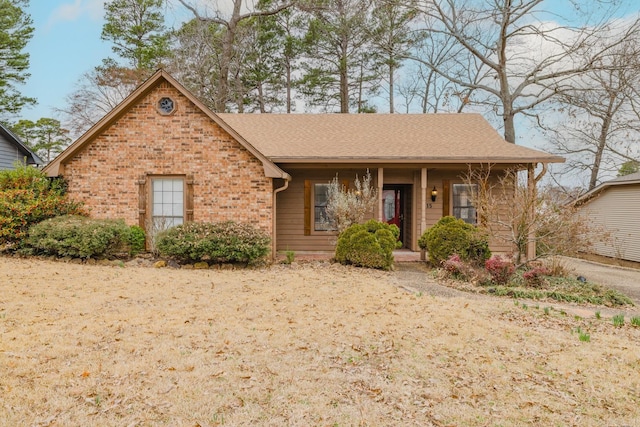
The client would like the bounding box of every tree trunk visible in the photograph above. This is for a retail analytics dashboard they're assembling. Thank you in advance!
[589,102,614,190]
[257,81,266,113]
[389,59,394,113]
[503,108,516,144]
[340,54,349,113]
[215,0,244,112]
[498,1,516,143]
[286,61,292,113]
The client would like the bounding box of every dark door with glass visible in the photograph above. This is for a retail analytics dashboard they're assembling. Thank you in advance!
[382,185,405,244]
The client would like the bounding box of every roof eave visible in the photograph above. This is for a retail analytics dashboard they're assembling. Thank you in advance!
[574,178,640,206]
[270,156,565,164]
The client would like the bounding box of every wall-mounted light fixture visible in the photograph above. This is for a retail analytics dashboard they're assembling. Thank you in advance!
[431,186,438,202]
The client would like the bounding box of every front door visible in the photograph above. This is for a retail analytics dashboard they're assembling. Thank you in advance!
[382,185,405,244]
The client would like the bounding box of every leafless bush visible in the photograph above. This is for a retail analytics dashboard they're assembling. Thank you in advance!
[465,166,603,267]
[325,170,377,234]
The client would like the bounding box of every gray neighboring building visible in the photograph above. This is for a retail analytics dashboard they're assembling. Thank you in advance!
[0,122,43,170]
[574,172,640,263]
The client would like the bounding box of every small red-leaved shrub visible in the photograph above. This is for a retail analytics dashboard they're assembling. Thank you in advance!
[485,255,515,285]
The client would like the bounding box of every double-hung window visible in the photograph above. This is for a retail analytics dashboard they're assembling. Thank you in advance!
[452,183,477,225]
[152,177,185,230]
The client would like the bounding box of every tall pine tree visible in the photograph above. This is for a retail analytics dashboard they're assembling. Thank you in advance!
[0,0,35,118]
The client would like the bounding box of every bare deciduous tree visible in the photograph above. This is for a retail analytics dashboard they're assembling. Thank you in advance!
[57,63,146,137]
[413,0,640,143]
[543,35,640,190]
[60,0,169,136]
[175,0,294,112]
[466,165,598,267]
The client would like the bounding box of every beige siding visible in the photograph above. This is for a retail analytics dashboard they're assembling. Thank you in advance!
[276,166,517,254]
[276,168,372,251]
[418,169,515,255]
[579,185,640,262]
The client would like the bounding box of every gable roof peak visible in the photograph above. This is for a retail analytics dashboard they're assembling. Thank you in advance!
[43,69,288,179]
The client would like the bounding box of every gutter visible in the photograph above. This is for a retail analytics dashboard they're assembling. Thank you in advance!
[271,173,291,262]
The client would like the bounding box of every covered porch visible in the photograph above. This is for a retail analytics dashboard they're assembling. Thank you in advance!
[274,163,543,259]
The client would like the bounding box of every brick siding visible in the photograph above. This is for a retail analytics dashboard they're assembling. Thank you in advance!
[63,81,273,234]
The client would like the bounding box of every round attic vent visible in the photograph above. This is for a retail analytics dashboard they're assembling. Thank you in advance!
[158,97,175,115]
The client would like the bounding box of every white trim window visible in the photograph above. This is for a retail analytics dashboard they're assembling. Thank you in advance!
[152,177,185,230]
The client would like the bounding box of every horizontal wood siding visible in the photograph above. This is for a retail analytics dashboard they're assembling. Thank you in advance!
[276,169,371,251]
[0,135,24,169]
[420,170,514,255]
[579,185,640,262]
[277,167,517,255]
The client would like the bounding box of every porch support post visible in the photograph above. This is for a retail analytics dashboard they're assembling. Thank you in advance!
[421,168,427,236]
[526,164,536,262]
[377,167,384,222]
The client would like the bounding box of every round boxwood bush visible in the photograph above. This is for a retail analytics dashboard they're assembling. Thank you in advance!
[418,216,490,266]
[155,221,270,264]
[335,219,401,270]
[27,215,135,259]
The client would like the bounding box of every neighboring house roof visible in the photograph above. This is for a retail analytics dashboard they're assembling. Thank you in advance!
[574,172,640,206]
[43,70,289,179]
[0,122,44,166]
[217,113,564,164]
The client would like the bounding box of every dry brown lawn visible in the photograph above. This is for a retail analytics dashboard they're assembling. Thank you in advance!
[1,256,639,426]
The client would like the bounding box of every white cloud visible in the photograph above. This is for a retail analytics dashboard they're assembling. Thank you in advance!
[47,0,105,28]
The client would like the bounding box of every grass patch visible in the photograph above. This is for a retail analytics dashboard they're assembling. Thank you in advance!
[579,331,591,342]
[486,275,633,307]
[631,317,640,327]
[613,314,625,327]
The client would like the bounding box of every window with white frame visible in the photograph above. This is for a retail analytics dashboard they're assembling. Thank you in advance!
[152,177,184,230]
[452,183,477,225]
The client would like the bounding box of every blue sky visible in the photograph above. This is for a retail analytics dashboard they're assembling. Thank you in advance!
[22,0,111,122]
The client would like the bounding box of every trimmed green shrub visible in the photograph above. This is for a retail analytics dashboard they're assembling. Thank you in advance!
[0,164,85,246]
[27,215,134,259]
[155,221,270,264]
[418,216,490,266]
[128,225,146,256]
[335,220,401,270]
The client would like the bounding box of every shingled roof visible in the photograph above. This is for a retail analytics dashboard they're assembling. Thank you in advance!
[217,113,563,164]
[0,122,43,166]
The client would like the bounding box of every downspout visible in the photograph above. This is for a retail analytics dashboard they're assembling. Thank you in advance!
[272,173,292,262]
